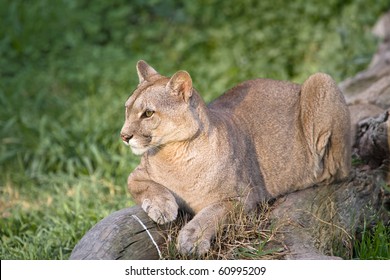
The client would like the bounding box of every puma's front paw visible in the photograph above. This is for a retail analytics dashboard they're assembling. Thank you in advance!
[177,224,211,256]
[142,198,178,224]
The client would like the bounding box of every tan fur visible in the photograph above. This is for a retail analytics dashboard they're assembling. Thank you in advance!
[120,61,351,255]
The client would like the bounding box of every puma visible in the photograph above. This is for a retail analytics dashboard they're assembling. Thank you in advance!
[120,61,351,255]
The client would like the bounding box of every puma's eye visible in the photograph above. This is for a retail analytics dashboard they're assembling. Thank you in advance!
[142,110,154,118]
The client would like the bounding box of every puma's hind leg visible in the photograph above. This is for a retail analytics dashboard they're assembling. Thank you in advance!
[300,73,351,183]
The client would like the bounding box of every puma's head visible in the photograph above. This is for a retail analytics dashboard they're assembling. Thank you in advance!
[120,61,201,155]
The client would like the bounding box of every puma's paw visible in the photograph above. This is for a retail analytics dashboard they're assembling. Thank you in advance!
[141,198,178,224]
[177,225,211,256]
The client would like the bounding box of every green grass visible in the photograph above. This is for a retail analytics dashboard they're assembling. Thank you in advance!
[1,0,389,259]
[354,222,390,260]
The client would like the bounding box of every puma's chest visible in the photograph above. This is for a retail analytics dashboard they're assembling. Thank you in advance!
[145,147,207,191]
[144,143,231,212]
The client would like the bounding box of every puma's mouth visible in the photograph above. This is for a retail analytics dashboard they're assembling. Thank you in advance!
[126,138,149,155]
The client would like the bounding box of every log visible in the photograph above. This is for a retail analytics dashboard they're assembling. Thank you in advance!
[70,11,390,260]
[70,206,164,260]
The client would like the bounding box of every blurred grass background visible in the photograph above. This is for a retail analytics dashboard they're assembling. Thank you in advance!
[0,0,389,259]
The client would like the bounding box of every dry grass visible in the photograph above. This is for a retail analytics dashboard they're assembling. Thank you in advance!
[158,203,287,260]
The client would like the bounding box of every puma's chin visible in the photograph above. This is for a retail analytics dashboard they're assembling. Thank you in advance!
[130,145,149,156]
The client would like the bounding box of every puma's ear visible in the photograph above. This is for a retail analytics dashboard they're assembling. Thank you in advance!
[136,60,158,83]
[166,71,193,103]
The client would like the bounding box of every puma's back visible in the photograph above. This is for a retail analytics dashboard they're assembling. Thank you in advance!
[209,75,351,197]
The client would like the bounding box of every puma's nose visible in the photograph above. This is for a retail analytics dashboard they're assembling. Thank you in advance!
[120,133,133,144]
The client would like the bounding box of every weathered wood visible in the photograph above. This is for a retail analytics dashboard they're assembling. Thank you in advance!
[354,111,389,169]
[70,206,164,260]
[271,169,389,260]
